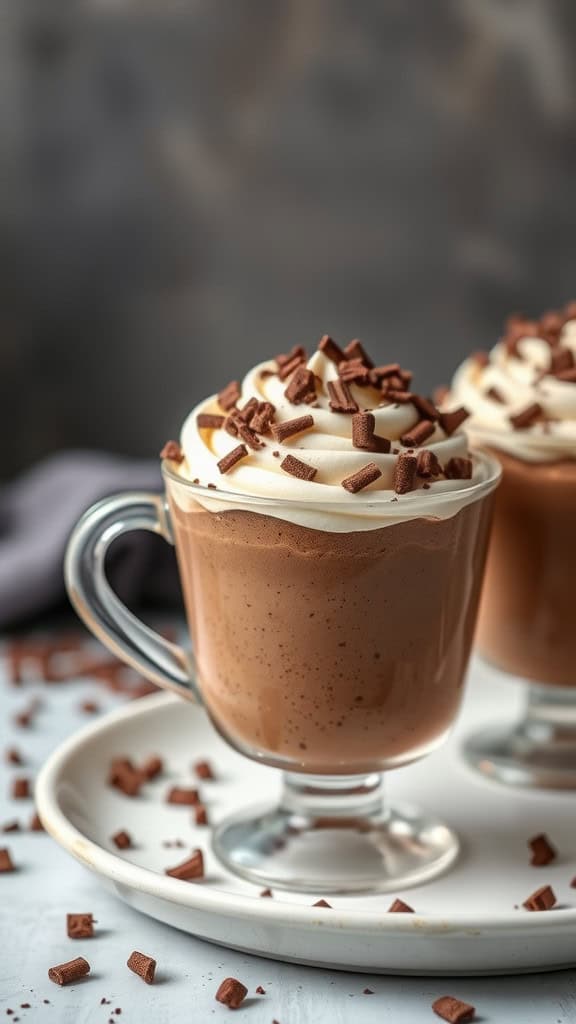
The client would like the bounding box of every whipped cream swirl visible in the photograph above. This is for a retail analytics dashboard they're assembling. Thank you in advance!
[171,340,492,531]
[450,318,576,462]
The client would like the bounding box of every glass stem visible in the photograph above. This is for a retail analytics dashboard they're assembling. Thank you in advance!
[521,683,576,747]
[281,772,385,824]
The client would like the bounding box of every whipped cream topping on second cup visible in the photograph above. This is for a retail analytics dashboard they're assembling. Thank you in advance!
[450,305,576,462]
[169,336,489,531]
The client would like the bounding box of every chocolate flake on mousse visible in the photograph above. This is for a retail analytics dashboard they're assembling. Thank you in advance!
[550,347,574,375]
[343,338,373,367]
[341,462,382,494]
[327,379,358,414]
[556,367,576,383]
[509,402,543,430]
[417,449,442,478]
[369,362,401,385]
[217,444,249,475]
[486,386,505,403]
[276,345,307,380]
[444,457,473,480]
[159,440,184,463]
[217,380,241,411]
[400,419,436,448]
[352,412,391,453]
[281,454,317,482]
[338,358,371,385]
[432,995,476,1023]
[284,366,317,404]
[196,413,225,430]
[382,388,413,404]
[388,898,414,913]
[438,407,469,436]
[410,394,440,421]
[393,453,417,494]
[318,334,346,365]
[271,414,314,443]
[250,401,276,434]
[528,833,557,867]
[523,884,556,911]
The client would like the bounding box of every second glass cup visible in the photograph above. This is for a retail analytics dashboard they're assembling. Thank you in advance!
[65,452,499,893]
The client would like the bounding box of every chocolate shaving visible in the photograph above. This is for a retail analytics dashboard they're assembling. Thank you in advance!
[523,884,556,911]
[0,848,15,872]
[504,316,539,357]
[80,700,99,714]
[29,812,44,832]
[369,363,401,385]
[276,345,306,380]
[383,389,413,404]
[280,455,317,482]
[48,957,90,986]
[2,822,20,833]
[438,407,470,436]
[400,419,436,447]
[343,338,373,367]
[255,985,266,995]
[108,760,142,798]
[312,899,332,908]
[67,913,94,939]
[217,444,249,475]
[215,978,248,1009]
[318,334,346,365]
[112,830,132,850]
[556,367,576,382]
[194,805,208,826]
[432,995,476,1022]
[284,366,317,405]
[338,358,371,386]
[485,386,504,403]
[393,453,417,494]
[388,898,414,913]
[410,394,439,421]
[417,449,442,478]
[165,848,204,880]
[472,350,490,368]
[327,379,358,414]
[194,760,214,780]
[5,748,22,766]
[127,951,156,985]
[217,381,241,412]
[196,413,225,430]
[539,310,563,344]
[159,440,184,463]
[11,777,30,800]
[237,397,259,423]
[352,412,390,453]
[167,787,200,806]
[528,833,556,867]
[550,347,574,375]
[272,414,314,443]
[509,402,543,430]
[341,462,382,494]
[142,755,163,780]
[249,401,276,434]
[259,888,273,897]
[444,457,472,480]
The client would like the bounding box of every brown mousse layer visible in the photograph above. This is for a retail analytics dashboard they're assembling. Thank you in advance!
[476,450,576,687]
[168,494,493,773]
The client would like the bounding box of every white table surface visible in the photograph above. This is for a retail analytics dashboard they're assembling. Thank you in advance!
[1,636,576,1024]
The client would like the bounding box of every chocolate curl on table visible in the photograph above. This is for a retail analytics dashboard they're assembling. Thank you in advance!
[67,913,95,939]
[215,978,248,1009]
[48,957,90,986]
[432,995,476,1023]
[127,950,156,984]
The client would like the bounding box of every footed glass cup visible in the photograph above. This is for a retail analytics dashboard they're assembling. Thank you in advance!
[65,452,499,893]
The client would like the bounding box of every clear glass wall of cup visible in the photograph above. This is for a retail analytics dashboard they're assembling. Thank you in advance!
[464,441,576,788]
[65,452,499,893]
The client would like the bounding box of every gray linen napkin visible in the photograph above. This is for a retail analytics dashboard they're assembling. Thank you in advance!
[0,451,180,628]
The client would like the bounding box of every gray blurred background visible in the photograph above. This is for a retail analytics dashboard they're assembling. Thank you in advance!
[3,0,576,481]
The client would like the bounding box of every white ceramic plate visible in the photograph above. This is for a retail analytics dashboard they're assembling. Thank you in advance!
[36,659,576,975]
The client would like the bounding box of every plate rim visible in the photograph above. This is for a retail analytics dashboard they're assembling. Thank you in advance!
[35,691,576,938]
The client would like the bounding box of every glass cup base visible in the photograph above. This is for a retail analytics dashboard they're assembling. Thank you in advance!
[462,678,576,790]
[212,771,459,894]
[463,722,576,790]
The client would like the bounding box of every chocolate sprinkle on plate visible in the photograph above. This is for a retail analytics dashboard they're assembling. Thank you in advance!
[528,833,556,867]
[388,898,414,913]
[0,848,15,872]
[127,950,156,985]
[194,759,215,780]
[523,884,556,911]
[165,848,204,880]
[432,995,476,1023]
[312,899,332,908]
[215,977,248,1010]
[112,830,132,850]
[280,454,317,482]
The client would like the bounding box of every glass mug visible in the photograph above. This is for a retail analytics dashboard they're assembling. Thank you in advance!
[463,445,576,789]
[65,452,499,893]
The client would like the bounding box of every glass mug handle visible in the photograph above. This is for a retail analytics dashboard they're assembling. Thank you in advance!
[64,492,199,702]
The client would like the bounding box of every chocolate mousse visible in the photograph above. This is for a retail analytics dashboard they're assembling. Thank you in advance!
[449,300,576,687]
[163,334,498,773]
